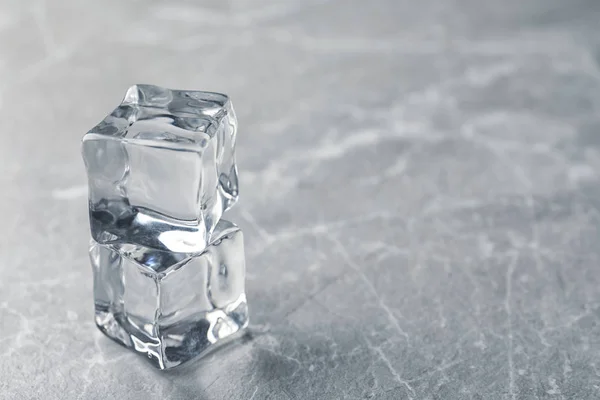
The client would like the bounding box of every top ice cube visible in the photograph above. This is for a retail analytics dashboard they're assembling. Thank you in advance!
[82,84,239,253]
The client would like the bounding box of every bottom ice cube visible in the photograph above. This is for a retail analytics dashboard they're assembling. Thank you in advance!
[90,219,248,370]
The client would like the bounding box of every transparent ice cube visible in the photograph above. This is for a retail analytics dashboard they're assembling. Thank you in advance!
[90,219,248,370]
[82,84,239,253]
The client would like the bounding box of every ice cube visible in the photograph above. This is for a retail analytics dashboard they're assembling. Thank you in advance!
[90,219,248,370]
[82,84,238,253]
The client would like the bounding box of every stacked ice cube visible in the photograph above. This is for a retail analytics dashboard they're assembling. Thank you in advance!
[82,84,248,369]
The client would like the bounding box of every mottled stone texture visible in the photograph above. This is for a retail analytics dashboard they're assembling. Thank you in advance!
[1,0,600,399]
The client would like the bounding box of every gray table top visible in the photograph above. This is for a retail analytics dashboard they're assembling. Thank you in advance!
[2,0,600,399]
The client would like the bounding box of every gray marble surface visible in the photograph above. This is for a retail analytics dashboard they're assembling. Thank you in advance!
[2,0,600,398]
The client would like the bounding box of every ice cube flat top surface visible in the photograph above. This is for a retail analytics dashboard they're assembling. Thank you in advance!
[84,84,231,147]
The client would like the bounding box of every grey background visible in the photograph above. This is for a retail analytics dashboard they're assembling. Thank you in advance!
[1,0,600,399]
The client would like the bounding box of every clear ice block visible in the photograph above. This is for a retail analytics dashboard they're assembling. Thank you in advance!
[90,219,248,370]
[82,84,239,253]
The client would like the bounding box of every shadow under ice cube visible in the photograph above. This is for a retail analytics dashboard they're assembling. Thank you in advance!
[90,219,248,370]
[82,84,239,253]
